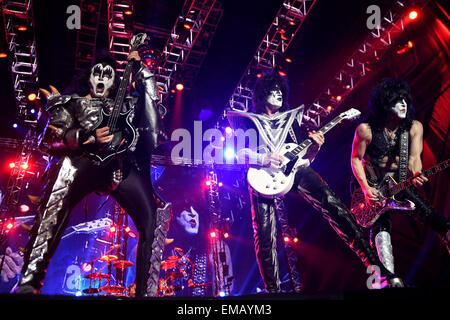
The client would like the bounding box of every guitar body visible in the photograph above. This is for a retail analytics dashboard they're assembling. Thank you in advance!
[86,107,137,163]
[350,176,415,228]
[247,143,309,198]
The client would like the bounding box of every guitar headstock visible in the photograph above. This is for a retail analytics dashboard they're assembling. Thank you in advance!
[130,33,147,51]
[340,108,361,121]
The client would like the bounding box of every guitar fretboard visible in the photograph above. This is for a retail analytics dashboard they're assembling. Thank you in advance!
[285,115,344,159]
[390,159,450,195]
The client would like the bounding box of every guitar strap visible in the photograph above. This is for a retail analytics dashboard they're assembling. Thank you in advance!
[398,130,409,183]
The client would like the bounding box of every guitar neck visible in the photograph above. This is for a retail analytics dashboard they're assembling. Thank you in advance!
[390,159,450,195]
[110,62,134,121]
[289,114,344,157]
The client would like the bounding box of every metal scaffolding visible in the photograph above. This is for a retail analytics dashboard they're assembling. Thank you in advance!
[303,0,431,129]
[227,0,317,112]
[155,0,223,100]
[74,0,104,72]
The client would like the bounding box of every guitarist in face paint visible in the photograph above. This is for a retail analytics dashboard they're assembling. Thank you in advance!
[228,72,405,292]
[351,78,450,274]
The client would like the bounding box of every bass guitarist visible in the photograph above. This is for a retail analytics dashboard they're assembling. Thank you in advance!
[15,48,168,298]
[351,78,450,276]
[227,72,403,293]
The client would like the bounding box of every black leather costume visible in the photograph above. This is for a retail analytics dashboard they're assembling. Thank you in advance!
[365,127,450,252]
[228,108,399,292]
[16,64,168,297]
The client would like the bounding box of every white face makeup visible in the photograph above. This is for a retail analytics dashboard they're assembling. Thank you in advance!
[266,88,283,110]
[176,206,199,236]
[391,99,408,119]
[89,63,115,98]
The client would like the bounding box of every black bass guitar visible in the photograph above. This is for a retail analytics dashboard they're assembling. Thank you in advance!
[86,33,147,163]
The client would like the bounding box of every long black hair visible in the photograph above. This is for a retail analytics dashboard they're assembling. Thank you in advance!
[365,78,415,131]
[252,71,290,114]
[63,48,120,97]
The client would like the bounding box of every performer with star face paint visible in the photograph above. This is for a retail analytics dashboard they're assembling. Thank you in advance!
[351,78,450,276]
[14,48,169,297]
[227,72,404,293]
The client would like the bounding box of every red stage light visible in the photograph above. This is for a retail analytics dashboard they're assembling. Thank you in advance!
[183,23,192,30]
[283,236,290,243]
[285,58,292,63]
[124,10,133,15]
[210,231,216,238]
[6,221,14,231]
[205,180,212,186]
[407,41,413,48]
[19,204,30,213]
[293,237,299,243]
[408,10,418,20]
[176,83,184,91]
[21,163,29,170]
[289,21,296,26]
[9,162,15,169]
[124,226,131,233]
[256,73,262,78]
[0,53,7,58]
[359,203,365,209]
[278,71,287,77]
[326,106,333,112]
[18,26,27,31]
[110,225,117,233]
[223,232,229,239]
[336,95,342,101]
[128,231,137,238]
[27,93,37,101]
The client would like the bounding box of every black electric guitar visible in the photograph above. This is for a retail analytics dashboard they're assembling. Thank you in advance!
[350,158,450,228]
[86,33,147,163]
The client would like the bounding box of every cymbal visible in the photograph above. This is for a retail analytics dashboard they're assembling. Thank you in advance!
[100,285,126,294]
[100,254,118,262]
[165,255,180,262]
[161,261,176,270]
[164,271,183,280]
[112,260,134,269]
[82,288,100,294]
[84,273,111,280]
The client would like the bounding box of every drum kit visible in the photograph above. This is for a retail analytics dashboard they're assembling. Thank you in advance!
[157,248,211,297]
[82,247,135,297]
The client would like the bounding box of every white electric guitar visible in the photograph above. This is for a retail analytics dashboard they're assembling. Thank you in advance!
[247,108,361,198]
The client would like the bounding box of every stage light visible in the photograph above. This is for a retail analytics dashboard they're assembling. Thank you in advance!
[183,23,192,30]
[219,291,226,297]
[5,221,14,231]
[124,226,131,233]
[283,236,290,243]
[176,83,184,91]
[21,163,29,170]
[278,71,287,77]
[223,232,229,239]
[9,162,15,169]
[326,106,333,112]
[27,93,37,101]
[218,182,223,187]
[288,21,296,26]
[75,291,83,297]
[225,126,233,135]
[12,123,18,128]
[128,231,136,238]
[30,108,36,114]
[407,41,413,48]
[285,58,292,63]
[124,10,133,15]
[293,237,299,243]
[19,204,30,213]
[359,203,365,209]
[224,148,235,160]
[81,263,92,273]
[256,73,262,78]
[0,53,7,58]
[109,225,117,233]
[18,26,27,31]
[408,10,418,20]
[205,180,212,186]
[210,231,216,238]
[336,95,342,101]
